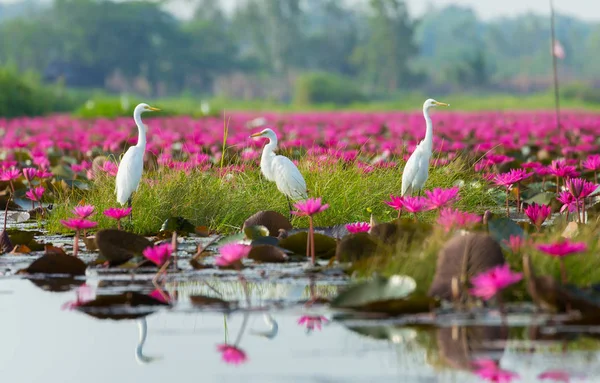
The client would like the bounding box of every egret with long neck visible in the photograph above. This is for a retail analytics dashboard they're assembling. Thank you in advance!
[115,103,160,217]
[401,99,449,196]
[250,128,308,214]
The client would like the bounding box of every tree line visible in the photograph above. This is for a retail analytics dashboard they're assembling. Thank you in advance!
[0,0,598,100]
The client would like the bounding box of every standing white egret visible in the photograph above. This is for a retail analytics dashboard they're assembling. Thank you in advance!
[115,103,160,212]
[401,99,449,196]
[250,128,308,213]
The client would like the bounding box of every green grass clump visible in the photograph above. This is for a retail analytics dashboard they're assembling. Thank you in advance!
[46,158,494,236]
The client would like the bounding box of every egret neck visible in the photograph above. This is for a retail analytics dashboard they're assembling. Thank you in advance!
[260,132,277,181]
[133,107,147,149]
[422,104,434,153]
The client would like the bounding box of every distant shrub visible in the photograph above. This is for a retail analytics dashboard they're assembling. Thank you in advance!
[561,83,600,104]
[294,72,366,106]
[73,97,181,118]
[0,66,75,118]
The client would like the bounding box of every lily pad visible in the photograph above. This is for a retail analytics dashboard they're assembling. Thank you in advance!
[213,232,245,248]
[331,275,417,309]
[22,250,87,276]
[76,292,170,320]
[83,236,98,252]
[6,229,36,246]
[278,231,337,258]
[248,244,288,263]
[244,225,269,240]
[487,217,525,250]
[336,232,378,262]
[242,210,292,237]
[95,229,152,266]
[524,192,556,206]
[7,211,30,223]
[352,294,438,316]
[159,216,197,236]
[250,236,280,247]
[0,230,13,254]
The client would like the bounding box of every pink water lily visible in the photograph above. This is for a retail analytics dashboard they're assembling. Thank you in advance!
[524,203,551,231]
[470,264,523,301]
[72,205,95,219]
[103,207,132,230]
[292,197,329,266]
[142,243,173,267]
[537,239,587,284]
[214,243,251,268]
[424,186,459,210]
[60,218,98,257]
[25,186,45,202]
[437,208,481,231]
[346,222,370,233]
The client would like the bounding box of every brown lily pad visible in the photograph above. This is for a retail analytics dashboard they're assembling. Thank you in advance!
[428,232,505,301]
[76,291,170,320]
[189,295,236,311]
[243,211,292,237]
[82,235,98,252]
[370,218,433,247]
[95,229,152,266]
[278,231,336,259]
[21,251,87,276]
[248,244,288,263]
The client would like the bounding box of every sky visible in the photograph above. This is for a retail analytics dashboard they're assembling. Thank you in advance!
[1,0,599,22]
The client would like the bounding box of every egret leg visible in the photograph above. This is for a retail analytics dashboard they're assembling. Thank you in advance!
[128,197,133,223]
[287,196,293,220]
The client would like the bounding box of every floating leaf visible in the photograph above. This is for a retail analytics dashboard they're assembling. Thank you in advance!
[524,192,556,206]
[331,275,417,309]
[370,219,433,247]
[7,211,30,223]
[487,217,525,250]
[6,229,36,246]
[189,295,236,311]
[76,292,169,320]
[95,229,152,266]
[22,251,87,276]
[213,232,245,247]
[189,258,212,270]
[27,277,84,293]
[336,232,378,262]
[242,210,292,237]
[248,244,288,263]
[250,236,280,247]
[159,216,196,236]
[278,231,336,258]
[244,225,269,240]
[429,233,506,300]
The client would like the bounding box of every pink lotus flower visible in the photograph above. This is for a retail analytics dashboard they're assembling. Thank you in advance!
[216,344,247,365]
[36,169,53,179]
[469,264,522,301]
[503,235,528,254]
[424,186,459,210]
[103,207,132,220]
[524,203,551,230]
[582,154,600,171]
[548,159,579,179]
[492,169,533,188]
[60,218,98,231]
[142,243,173,267]
[384,195,405,216]
[72,205,95,219]
[25,186,45,202]
[101,161,118,176]
[291,198,329,217]
[538,370,571,382]
[298,315,328,331]
[346,222,370,233]
[401,196,429,214]
[0,167,20,182]
[557,191,577,214]
[537,240,587,258]
[437,208,481,231]
[566,177,597,200]
[22,167,38,181]
[215,243,251,267]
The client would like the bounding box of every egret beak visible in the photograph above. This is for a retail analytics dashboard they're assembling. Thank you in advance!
[147,106,161,112]
[433,101,450,107]
[250,132,264,138]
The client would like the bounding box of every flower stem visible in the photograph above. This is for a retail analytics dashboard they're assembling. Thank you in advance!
[575,198,581,224]
[117,219,122,231]
[3,193,10,231]
[559,259,568,285]
[556,176,560,194]
[516,183,521,213]
[309,216,315,266]
[505,186,509,217]
[73,230,80,257]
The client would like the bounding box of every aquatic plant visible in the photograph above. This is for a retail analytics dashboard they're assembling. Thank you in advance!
[292,197,329,265]
[60,218,98,257]
[103,207,132,230]
[214,243,251,268]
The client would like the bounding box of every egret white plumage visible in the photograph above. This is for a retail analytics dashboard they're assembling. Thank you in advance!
[401,98,449,196]
[115,103,160,211]
[250,128,308,212]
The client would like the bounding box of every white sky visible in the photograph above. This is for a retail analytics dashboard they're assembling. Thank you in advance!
[1,0,599,22]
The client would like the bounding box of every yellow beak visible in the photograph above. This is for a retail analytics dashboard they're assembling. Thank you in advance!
[250,132,264,138]
[147,106,161,112]
[433,101,450,107]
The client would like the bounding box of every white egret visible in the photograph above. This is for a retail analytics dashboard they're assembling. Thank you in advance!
[401,99,449,196]
[115,103,160,212]
[250,128,308,213]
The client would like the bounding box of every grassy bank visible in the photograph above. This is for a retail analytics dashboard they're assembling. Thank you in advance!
[46,159,493,236]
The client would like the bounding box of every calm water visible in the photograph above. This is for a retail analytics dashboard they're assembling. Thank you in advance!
[2,224,600,382]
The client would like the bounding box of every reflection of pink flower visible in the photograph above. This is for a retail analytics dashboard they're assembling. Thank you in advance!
[216,344,247,365]
[215,243,251,267]
[61,284,95,310]
[346,222,370,233]
[470,264,522,301]
[142,243,173,266]
[472,359,519,383]
[298,315,328,331]
[538,369,571,382]
[291,198,329,217]
[148,288,170,303]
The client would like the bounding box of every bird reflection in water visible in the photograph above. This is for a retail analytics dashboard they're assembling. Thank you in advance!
[135,317,162,365]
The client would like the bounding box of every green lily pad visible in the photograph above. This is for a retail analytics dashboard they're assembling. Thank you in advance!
[244,225,269,240]
[278,231,337,258]
[213,232,245,248]
[524,192,555,206]
[159,216,197,236]
[336,232,378,262]
[331,275,417,309]
[6,229,37,245]
[487,217,525,250]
